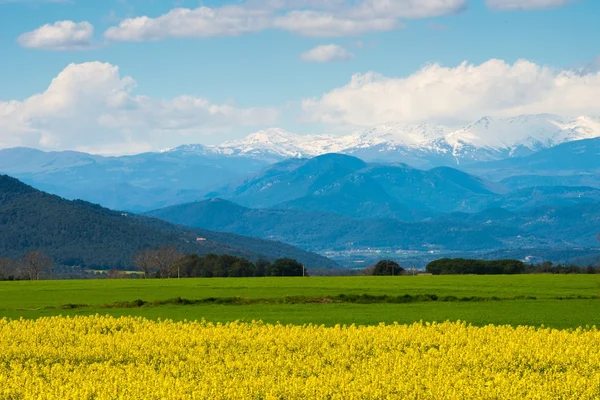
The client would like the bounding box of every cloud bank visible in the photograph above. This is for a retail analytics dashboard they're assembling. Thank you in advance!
[104,0,466,40]
[3,57,599,153]
[301,59,600,127]
[0,62,278,154]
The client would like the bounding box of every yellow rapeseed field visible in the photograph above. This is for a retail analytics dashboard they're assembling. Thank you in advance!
[0,316,599,399]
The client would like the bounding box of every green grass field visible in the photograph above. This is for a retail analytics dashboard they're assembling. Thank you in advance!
[1,275,599,328]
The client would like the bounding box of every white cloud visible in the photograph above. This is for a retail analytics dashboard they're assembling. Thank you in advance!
[273,11,398,37]
[300,44,354,62]
[0,62,278,154]
[17,20,94,50]
[486,0,580,10]
[301,58,600,127]
[104,6,271,41]
[104,0,464,41]
[349,0,466,19]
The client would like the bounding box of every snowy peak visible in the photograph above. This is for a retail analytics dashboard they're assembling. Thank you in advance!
[170,114,600,166]
[352,123,448,148]
[217,128,320,159]
[166,144,212,154]
[241,128,297,145]
[217,128,362,160]
[445,114,567,151]
[554,116,600,142]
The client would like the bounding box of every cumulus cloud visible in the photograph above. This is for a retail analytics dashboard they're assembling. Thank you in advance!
[17,20,94,50]
[486,0,580,10]
[104,0,466,40]
[0,62,278,154]
[301,58,600,127]
[300,44,354,62]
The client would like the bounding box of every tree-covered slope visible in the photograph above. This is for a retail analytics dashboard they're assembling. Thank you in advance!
[0,175,338,269]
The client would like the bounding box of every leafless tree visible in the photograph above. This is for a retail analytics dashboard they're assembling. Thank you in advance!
[20,251,53,280]
[134,247,184,278]
[134,249,155,278]
[106,268,125,279]
[0,258,17,280]
[156,247,184,278]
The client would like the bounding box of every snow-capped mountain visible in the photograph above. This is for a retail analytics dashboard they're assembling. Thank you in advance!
[445,114,600,163]
[214,129,355,161]
[166,114,600,167]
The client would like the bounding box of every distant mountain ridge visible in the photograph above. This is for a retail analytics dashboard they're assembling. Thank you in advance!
[203,152,600,218]
[2,114,600,213]
[166,114,600,167]
[0,147,269,212]
[147,198,600,265]
[209,153,507,218]
[465,136,600,180]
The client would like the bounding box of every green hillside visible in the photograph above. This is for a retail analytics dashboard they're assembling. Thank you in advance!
[0,175,338,269]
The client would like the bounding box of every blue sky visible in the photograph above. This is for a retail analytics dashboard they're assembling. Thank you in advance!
[0,0,599,154]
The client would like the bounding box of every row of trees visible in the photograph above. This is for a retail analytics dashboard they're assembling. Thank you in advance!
[358,258,600,276]
[426,258,600,275]
[133,247,306,278]
[0,251,54,280]
[426,258,528,275]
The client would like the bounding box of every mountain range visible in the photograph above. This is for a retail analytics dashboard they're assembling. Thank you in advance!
[168,114,600,167]
[0,147,268,212]
[206,152,600,218]
[1,113,599,212]
[0,175,338,269]
[1,113,600,268]
[146,197,600,267]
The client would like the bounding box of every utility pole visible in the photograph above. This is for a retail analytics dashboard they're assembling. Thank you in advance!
[302,264,305,277]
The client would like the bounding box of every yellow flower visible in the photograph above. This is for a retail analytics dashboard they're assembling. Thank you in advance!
[0,316,598,399]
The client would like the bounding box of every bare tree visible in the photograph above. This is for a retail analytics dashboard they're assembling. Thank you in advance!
[106,268,125,279]
[134,247,184,278]
[156,247,184,278]
[134,249,155,278]
[0,258,16,280]
[20,251,53,280]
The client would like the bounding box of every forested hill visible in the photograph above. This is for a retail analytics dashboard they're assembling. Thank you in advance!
[0,175,338,269]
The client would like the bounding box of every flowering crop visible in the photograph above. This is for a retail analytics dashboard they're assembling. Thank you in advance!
[1,316,599,399]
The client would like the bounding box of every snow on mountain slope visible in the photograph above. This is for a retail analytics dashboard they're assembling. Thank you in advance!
[446,114,565,151]
[167,114,600,166]
[445,114,600,163]
[214,128,354,159]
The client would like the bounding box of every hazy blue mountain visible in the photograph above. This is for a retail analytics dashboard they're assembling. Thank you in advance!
[485,186,600,210]
[210,153,505,218]
[440,203,600,247]
[500,174,600,190]
[146,198,600,261]
[465,137,600,181]
[0,147,269,212]
[0,175,338,269]
[146,199,510,252]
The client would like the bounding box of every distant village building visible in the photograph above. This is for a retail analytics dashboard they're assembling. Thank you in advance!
[196,237,207,242]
